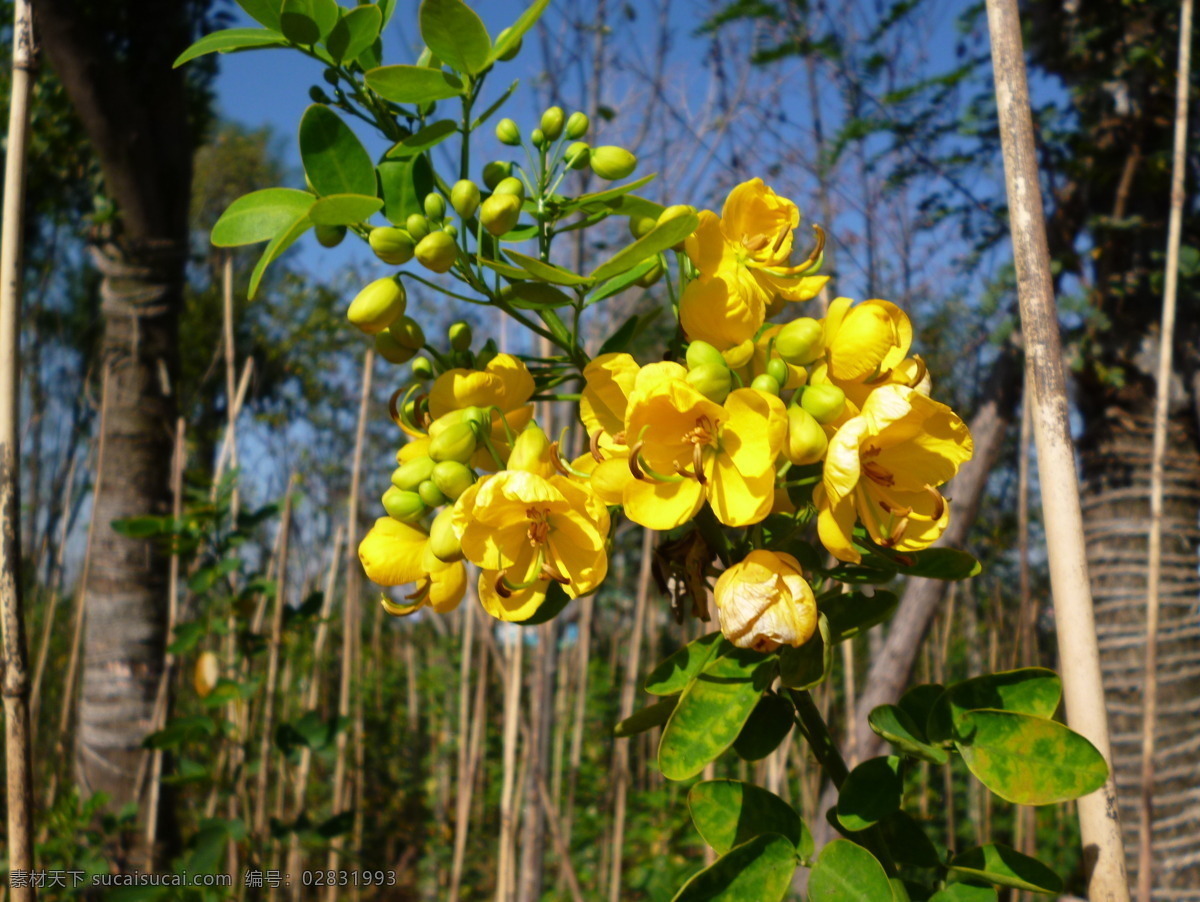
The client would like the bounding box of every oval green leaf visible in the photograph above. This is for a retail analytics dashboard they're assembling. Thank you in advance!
[897,683,944,735]
[876,811,943,868]
[366,64,464,103]
[419,0,491,74]
[309,194,383,226]
[212,188,314,247]
[733,694,794,761]
[505,282,574,310]
[280,0,338,44]
[867,705,949,765]
[248,215,311,299]
[173,28,285,67]
[948,844,1063,895]
[777,613,832,690]
[614,697,677,738]
[837,756,902,832]
[504,249,593,286]
[927,668,1062,744]
[562,173,657,213]
[671,833,796,902]
[644,632,722,696]
[928,884,998,902]
[378,156,434,226]
[387,120,459,158]
[235,0,282,30]
[954,709,1107,805]
[298,105,376,198]
[820,590,898,642]
[326,5,382,63]
[808,839,894,902]
[688,780,811,859]
[589,212,699,282]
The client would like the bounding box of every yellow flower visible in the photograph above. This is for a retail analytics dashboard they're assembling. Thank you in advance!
[816,384,973,563]
[622,377,788,530]
[815,298,928,408]
[452,428,610,622]
[713,550,817,652]
[426,353,536,469]
[679,179,828,350]
[580,352,640,450]
[358,517,467,615]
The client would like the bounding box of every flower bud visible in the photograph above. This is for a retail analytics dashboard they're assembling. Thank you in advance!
[494,27,522,61]
[775,318,824,366]
[530,127,546,149]
[347,278,406,334]
[443,223,458,239]
[658,204,696,225]
[450,179,481,218]
[368,226,416,265]
[714,550,817,652]
[392,456,436,491]
[495,117,521,146]
[540,106,565,140]
[507,425,554,476]
[565,111,589,139]
[628,215,657,240]
[686,340,727,371]
[431,460,475,500]
[429,406,489,438]
[428,422,478,463]
[589,145,637,180]
[800,383,846,424]
[406,213,431,240]
[309,86,331,104]
[417,478,448,507]
[564,141,590,170]
[415,231,458,274]
[315,223,346,247]
[424,192,446,221]
[382,487,426,522]
[375,329,417,364]
[448,320,473,352]
[411,357,434,380]
[475,339,498,369]
[493,176,525,200]
[751,373,781,396]
[634,260,663,287]
[686,363,732,404]
[482,160,511,190]
[766,358,790,388]
[480,194,522,237]
[428,507,464,562]
[783,407,828,466]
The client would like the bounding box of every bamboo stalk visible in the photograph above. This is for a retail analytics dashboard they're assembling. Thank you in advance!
[448,597,479,902]
[0,1,37,893]
[496,628,524,902]
[1013,377,1033,670]
[1137,1,1192,896]
[984,2,1129,896]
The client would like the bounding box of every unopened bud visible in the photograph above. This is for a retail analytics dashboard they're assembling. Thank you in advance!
[450,179,481,218]
[565,141,590,170]
[495,27,522,61]
[480,194,522,237]
[369,226,415,265]
[411,357,434,380]
[415,231,458,274]
[496,117,521,146]
[766,358,790,387]
[428,422,478,464]
[406,213,431,240]
[383,487,426,522]
[775,318,824,366]
[389,315,425,350]
[315,224,346,247]
[428,508,464,562]
[375,329,417,364]
[417,479,448,508]
[565,111,589,139]
[392,456,436,491]
[628,215,657,240]
[686,363,732,404]
[448,321,473,351]
[493,177,525,200]
[800,384,846,424]
[783,407,828,466]
[482,160,511,190]
[686,340,727,371]
[431,460,476,501]
[507,425,553,475]
[540,106,565,140]
[589,145,637,181]
[751,373,782,396]
[530,127,546,149]
[634,260,663,287]
[423,192,446,221]
[347,278,406,334]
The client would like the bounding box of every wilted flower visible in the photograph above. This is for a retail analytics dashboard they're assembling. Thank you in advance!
[714,550,817,652]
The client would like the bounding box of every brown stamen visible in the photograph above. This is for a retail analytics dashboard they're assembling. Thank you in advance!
[495,571,513,599]
[925,485,946,521]
[541,560,570,585]
[628,441,646,480]
[742,233,770,252]
[590,430,605,462]
[884,516,910,547]
[549,442,572,477]
[693,443,708,485]
[863,460,894,487]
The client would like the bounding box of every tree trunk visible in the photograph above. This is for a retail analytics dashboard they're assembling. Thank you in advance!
[1082,397,1200,896]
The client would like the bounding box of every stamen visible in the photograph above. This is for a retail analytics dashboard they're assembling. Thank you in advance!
[908,355,928,388]
[495,571,513,599]
[863,460,895,487]
[742,233,770,252]
[693,443,708,485]
[883,516,910,547]
[590,430,605,462]
[925,485,946,521]
[628,441,646,480]
[549,442,573,477]
[878,499,913,518]
[541,559,570,585]
[404,578,431,602]
[772,227,789,253]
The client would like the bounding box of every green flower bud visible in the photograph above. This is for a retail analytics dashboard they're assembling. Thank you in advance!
[449,320,473,352]
[431,460,476,501]
[766,358,790,387]
[392,456,436,491]
[323,68,339,85]
[686,340,727,371]
[475,339,498,369]
[368,227,415,265]
[686,363,732,404]
[382,487,426,522]
[775,318,825,366]
[565,111,589,139]
[530,127,546,149]
[493,176,525,200]
[628,215,657,239]
[389,315,425,350]
[480,194,522,237]
[495,117,521,146]
[424,192,446,221]
[428,507,464,562]
[411,357,434,380]
[428,422,478,463]
[800,384,846,424]
[494,27,522,61]
[450,179,481,218]
[482,160,512,190]
[315,223,346,247]
[540,106,565,140]
[443,223,458,239]
[375,329,417,365]
[415,231,458,274]
[406,213,431,240]
[565,142,590,170]
[589,145,637,180]
[417,478,448,508]
[658,204,696,225]
[783,407,828,466]
[308,86,331,104]
[634,260,663,287]
[347,278,406,335]
[751,373,782,396]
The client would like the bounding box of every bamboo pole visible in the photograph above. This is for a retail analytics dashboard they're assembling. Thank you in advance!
[0,0,37,894]
[984,1,1129,896]
[1137,1,1192,897]
[448,597,479,902]
[496,628,523,902]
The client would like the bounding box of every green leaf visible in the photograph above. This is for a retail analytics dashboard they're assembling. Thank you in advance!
[897,683,944,736]
[366,65,464,103]
[505,282,574,310]
[567,174,657,213]
[875,546,981,580]
[280,0,338,44]
[387,120,458,158]
[733,694,794,761]
[596,309,661,355]
[379,156,435,226]
[505,250,593,286]
[111,515,169,538]
[808,839,894,902]
[211,188,314,247]
[671,833,796,902]
[235,0,281,30]
[687,780,811,859]
[173,28,286,67]
[479,256,531,281]
[877,811,943,868]
[144,716,216,750]
[614,697,678,738]
[309,193,384,226]
[586,258,659,305]
[928,884,998,902]
[515,580,570,625]
[948,844,1062,895]
[249,215,311,299]
[658,644,777,781]
[837,756,902,832]
[954,709,1108,805]
[926,668,1062,744]
[590,213,699,281]
[867,705,949,765]
[298,105,377,197]
[419,0,491,74]
[489,0,550,64]
[820,590,898,642]
[777,613,832,689]
[643,631,722,696]
[326,5,382,63]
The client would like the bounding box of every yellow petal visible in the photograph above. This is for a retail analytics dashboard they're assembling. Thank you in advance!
[623,476,704,530]
[713,549,816,651]
[477,571,547,622]
[708,456,776,527]
[427,559,467,613]
[679,273,764,350]
[398,437,431,463]
[719,179,799,266]
[548,511,608,597]
[814,483,860,564]
[720,388,787,477]
[827,300,912,383]
[589,455,633,505]
[581,353,640,438]
[358,517,429,587]
[822,416,869,507]
[428,353,534,418]
[683,209,727,278]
